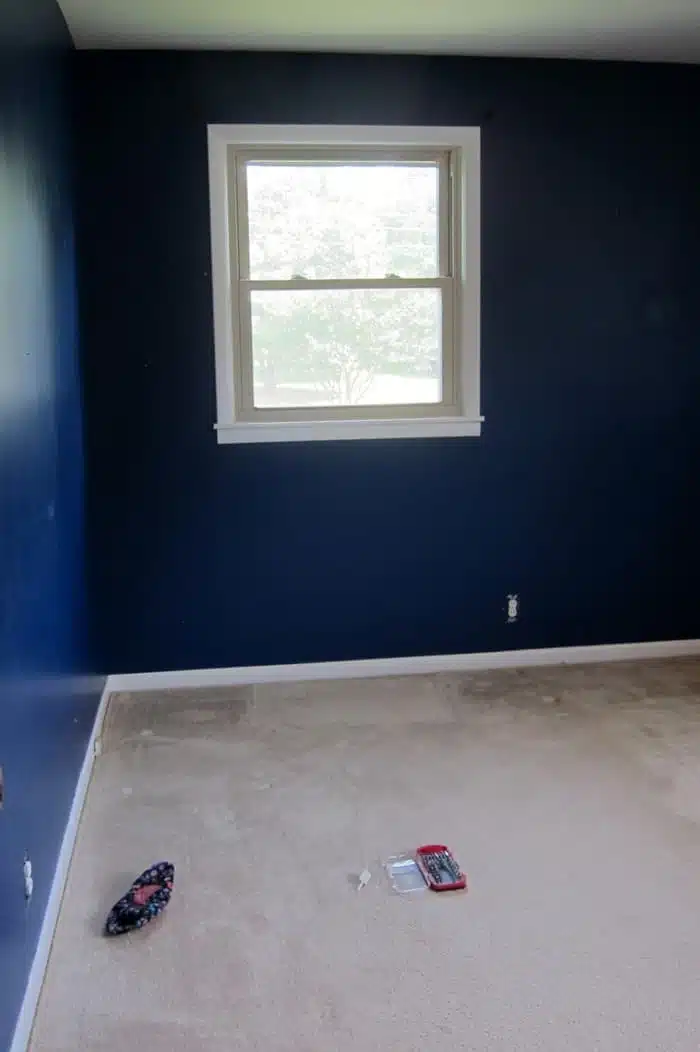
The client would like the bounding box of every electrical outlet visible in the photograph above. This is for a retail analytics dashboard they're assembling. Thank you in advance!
[24,854,33,900]
[507,594,519,623]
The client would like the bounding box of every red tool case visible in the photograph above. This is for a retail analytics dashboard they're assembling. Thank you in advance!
[415,844,467,892]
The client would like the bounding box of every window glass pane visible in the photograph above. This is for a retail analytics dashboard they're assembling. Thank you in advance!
[245,164,439,280]
[250,288,442,408]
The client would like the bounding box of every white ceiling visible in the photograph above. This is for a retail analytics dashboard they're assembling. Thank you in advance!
[58,0,700,62]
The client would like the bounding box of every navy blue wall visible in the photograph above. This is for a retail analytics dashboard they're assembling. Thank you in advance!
[73,52,700,674]
[0,1,102,1045]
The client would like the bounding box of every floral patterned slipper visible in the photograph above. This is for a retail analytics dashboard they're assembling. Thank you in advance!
[104,862,175,936]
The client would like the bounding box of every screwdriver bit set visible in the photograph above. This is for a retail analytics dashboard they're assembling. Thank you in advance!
[415,844,467,892]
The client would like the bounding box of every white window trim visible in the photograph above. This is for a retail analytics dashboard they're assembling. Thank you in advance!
[207,124,482,444]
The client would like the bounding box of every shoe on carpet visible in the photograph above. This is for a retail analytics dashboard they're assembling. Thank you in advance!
[104,861,175,936]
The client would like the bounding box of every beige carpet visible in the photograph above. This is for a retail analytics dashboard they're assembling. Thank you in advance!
[31,659,700,1050]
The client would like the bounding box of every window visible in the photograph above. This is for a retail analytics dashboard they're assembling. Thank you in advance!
[208,125,481,443]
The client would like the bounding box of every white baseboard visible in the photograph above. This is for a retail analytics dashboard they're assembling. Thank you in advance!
[10,681,112,1052]
[106,638,700,694]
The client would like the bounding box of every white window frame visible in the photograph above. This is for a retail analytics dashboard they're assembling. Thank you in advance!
[207,124,482,444]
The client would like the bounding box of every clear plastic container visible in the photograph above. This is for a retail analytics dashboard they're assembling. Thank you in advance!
[384,853,428,894]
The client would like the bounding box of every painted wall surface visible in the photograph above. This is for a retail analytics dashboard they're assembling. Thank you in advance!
[0,1,102,1046]
[74,52,700,674]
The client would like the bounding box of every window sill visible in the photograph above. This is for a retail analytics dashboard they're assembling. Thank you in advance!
[215,416,483,444]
